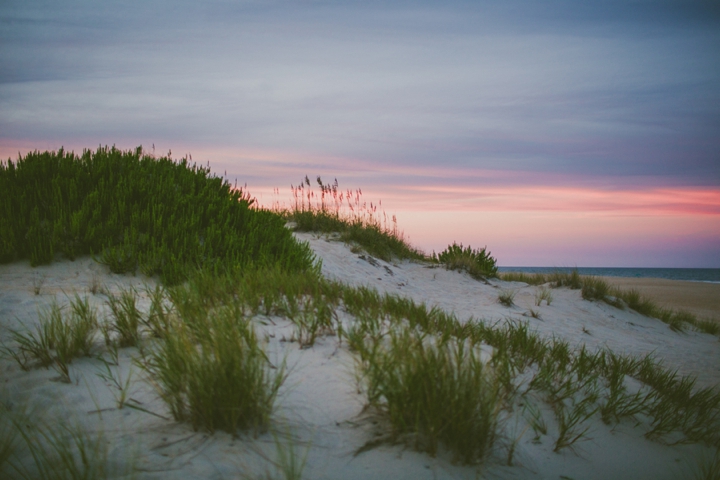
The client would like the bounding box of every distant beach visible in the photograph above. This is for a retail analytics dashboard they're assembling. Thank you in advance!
[499,266,720,283]
[500,267,720,320]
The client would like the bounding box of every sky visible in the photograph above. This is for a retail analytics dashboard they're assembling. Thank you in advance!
[2,0,719,267]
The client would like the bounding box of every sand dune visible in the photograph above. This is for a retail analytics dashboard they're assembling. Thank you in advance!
[1,234,718,479]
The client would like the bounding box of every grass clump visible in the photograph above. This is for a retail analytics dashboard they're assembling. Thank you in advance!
[549,269,583,289]
[696,319,720,336]
[689,448,720,480]
[141,298,285,434]
[498,271,548,285]
[580,276,611,301]
[436,242,498,279]
[534,287,553,306]
[279,176,425,262]
[15,422,108,480]
[2,297,97,382]
[0,146,315,284]
[635,357,720,445]
[1,409,121,480]
[622,288,655,316]
[262,430,311,480]
[552,397,599,453]
[358,325,500,464]
[0,404,19,472]
[104,288,143,348]
[95,345,136,410]
[499,269,583,288]
[498,290,516,307]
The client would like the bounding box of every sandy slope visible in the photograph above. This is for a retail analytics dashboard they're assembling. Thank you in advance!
[303,234,720,389]
[1,234,719,479]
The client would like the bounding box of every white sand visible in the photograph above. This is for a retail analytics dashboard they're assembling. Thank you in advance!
[1,234,719,479]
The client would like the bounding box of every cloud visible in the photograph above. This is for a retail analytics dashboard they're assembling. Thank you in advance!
[5,1,717,180]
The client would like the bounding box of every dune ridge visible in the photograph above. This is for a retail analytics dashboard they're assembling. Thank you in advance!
[1,233,719,479]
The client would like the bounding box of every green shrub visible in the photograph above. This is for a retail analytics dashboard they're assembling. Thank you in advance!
[436,242,498,279]
[0,147,315,284]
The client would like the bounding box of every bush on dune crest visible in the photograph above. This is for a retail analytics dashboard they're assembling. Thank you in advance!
[436,242,499,279]
[0,146,315,284]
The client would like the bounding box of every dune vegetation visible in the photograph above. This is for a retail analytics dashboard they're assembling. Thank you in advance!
[1,147,719,478]
[0,146,315,284]
[500,271,719,335]
[277,175,426,262]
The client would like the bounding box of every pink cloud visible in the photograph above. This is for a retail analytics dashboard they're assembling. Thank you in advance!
[370,185,720,216]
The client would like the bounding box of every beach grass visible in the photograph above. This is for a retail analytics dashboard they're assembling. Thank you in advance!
[2,256,717,467]
[140,284,286,434]
[2,270,717,467]
[260,430,311,480]
[356,323,500,463]
[346,295,720,456]
[2,296,98,382]
[498,290,516,307]
[277,176,426,262]
[0,407,125,480]
[498,271,548,285]
[534,286,553,306]
[690,448,720,480]
[0,404,19,472]
[105,287,143,348]
[337,279,720,456]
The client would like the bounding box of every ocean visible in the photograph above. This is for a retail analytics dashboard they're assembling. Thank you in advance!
[497,267,720,283]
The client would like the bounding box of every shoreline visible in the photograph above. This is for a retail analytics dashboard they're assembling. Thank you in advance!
[599,276,720,321]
